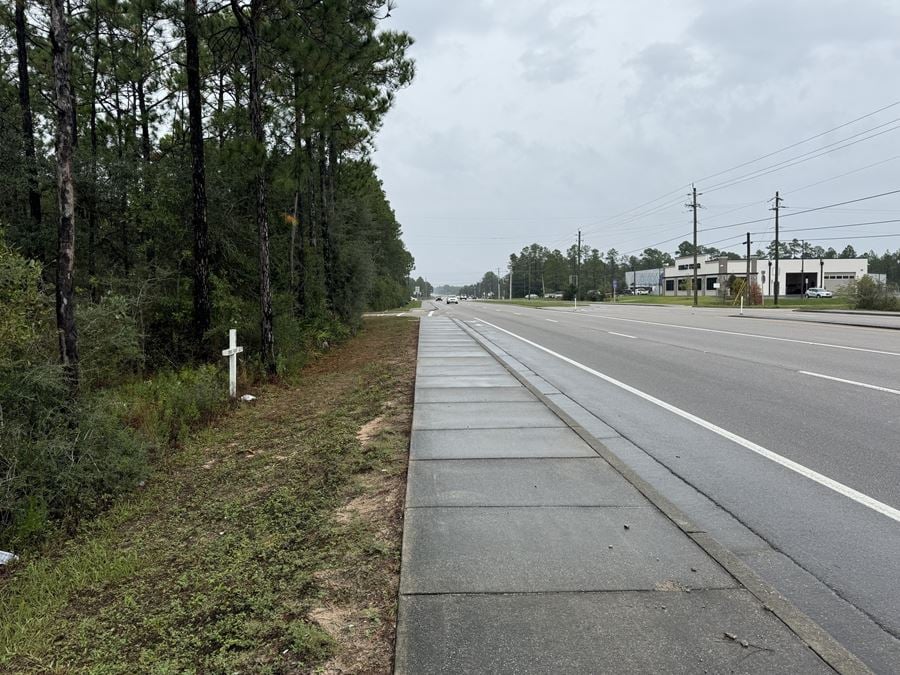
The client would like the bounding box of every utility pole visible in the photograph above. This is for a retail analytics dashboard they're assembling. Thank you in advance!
[577,229,582,302]
[801,241,806,298]
[771,191,783,305]
[745,232,752,305]
[496,267,501,300]
[509,266,512,300]
[686,185,702,306]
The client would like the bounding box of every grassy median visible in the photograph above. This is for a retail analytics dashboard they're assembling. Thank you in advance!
[0,317,418,674]
[605,295,850,309]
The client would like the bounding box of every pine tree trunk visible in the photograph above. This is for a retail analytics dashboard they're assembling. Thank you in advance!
[318,133,333,309]
[88,2,100,298]
[292,75,306,318]
[186,0,211,352]
[15,0,42,246]
[50,0,78,390]
[232,0,275,375]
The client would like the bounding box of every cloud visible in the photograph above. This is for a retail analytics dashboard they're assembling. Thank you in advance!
[375,0,900,284]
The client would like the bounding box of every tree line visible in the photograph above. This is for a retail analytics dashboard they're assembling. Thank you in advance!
[0,0,415,548]
[1,0,415,387]
[458,239,900,300]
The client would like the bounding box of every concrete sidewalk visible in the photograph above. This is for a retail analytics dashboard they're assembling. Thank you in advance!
[394,316,863,674]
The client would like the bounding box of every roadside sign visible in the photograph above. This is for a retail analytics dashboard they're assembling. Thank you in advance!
[612,279,618,290]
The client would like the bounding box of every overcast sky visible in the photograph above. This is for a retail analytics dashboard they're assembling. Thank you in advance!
[372,0,900,285]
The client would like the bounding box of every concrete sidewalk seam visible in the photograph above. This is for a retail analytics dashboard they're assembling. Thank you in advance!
[454,317,872,675]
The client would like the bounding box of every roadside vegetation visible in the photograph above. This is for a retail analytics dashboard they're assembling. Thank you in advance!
[0,2,426,556]
[480,298,575,308]
[844,276,899,311]
[0,317,417,673]
[604,294,851,309]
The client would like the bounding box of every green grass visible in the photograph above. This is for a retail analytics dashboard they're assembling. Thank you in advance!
[371,298,421,313]
[604,295,851,309]
[480,298,576,308]
[0,318,418,674]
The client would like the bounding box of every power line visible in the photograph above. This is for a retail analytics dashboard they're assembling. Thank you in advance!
[696,188,900,236]
[693,100,900,185]
[757,218,900,236]
[703,119,900,194]
[578,100,900,239]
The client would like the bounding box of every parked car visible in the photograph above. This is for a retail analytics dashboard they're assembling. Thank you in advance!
[620,288,634,295]
[525,293,539,299]
[804,287,833,298]
[635,287,650,295]
[447,295,459,304]
[435,296,443,301]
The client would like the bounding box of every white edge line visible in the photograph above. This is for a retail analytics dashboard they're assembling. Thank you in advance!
[799,370,900,396]
[545,318,559,323]
[475,316,900,524]
[575,313,900,357]
[608,331,636,339]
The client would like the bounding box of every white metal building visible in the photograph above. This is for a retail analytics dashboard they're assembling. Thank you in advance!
[662,255,869,297]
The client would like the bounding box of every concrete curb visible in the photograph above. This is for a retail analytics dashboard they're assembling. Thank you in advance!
[454,317,872,675]
[736,314,900,331]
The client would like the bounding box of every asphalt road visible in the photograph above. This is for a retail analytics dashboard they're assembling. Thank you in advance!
[425,299,900,672]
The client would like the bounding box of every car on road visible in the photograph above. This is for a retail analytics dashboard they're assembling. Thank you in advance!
[447,295,459,304]
[435,296,442,301]
[804,287,833,298]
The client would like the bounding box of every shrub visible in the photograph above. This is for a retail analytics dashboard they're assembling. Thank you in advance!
[844,275,899,311]
[0,233,48,364]
[115,364,228,449]
[0,397,147,549]
[79,293,144,388]
[750,281,763,305]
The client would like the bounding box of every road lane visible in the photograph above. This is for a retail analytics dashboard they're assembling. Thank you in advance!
[434,300,900,670]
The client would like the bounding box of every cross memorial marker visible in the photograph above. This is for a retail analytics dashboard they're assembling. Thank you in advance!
[222,329,244,398]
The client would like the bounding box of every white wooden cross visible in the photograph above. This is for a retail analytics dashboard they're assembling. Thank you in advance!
[222,329,244,398]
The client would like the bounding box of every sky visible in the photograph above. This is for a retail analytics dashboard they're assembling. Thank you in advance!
[372,0,900,286]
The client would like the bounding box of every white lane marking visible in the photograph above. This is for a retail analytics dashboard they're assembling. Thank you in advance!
[475,317,900,524]
[514,312,523,316]
[428,310,434,317]
[608,331,636,339]
[545,318,559,323]
[575,313,900,357]
[799,370,900,396]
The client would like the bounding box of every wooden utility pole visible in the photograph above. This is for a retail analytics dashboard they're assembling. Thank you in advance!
[771,191,782,305]
[745,232,752,305]
[687,185,702,306]
[50,0,78,390]
[577,229,582,301]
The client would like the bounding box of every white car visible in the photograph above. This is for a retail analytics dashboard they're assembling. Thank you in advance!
[635,287,650,295]
[804,287,833,298]
[447,295,459,304]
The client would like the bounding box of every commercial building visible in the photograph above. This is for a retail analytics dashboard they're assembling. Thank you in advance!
[624,268,665,295]
[661,255,869,297]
